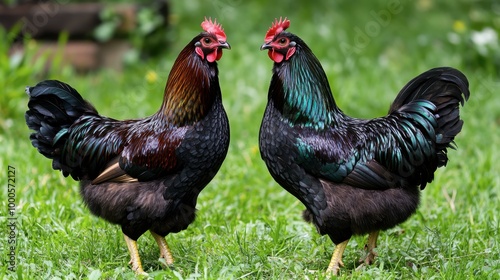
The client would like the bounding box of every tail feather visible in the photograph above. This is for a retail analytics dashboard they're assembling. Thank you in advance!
[389,67,469,168]
[389,67,469,113]
[25,80,97,172]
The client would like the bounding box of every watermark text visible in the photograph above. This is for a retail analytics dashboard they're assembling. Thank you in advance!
[7,165,17,272]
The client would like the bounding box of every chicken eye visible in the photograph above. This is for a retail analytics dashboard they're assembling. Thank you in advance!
[203,38,212,45]
[278,38,288,46]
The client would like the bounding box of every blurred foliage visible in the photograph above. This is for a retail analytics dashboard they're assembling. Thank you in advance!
[2,1,170,63]
[443,1,500,72]
[94,1,170,64]
[0,24,71,133]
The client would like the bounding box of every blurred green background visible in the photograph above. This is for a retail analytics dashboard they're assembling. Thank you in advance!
[1,0,499,279]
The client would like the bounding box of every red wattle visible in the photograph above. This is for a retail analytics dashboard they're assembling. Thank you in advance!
[207,49,222,62]
[216,50,223,61]
[269,50,284,63]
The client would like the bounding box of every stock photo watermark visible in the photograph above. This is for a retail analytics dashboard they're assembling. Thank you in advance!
[339,0,405,57]
[19,0,69,37]
[7,165,17,272]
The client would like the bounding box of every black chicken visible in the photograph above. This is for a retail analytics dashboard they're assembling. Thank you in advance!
[259,18,469,275]
[25,18,230,275]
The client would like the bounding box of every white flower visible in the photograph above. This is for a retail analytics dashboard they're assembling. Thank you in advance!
[471,27,498,46]
[471,27,498,56]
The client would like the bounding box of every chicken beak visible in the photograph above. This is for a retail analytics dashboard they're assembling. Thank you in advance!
[219,41,231,50]
[260,42,272,51]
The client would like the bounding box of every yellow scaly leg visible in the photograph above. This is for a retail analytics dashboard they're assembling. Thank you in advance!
[123,234,148,276]
[357,230,379,269]
[150,231,174,266]
[326,239,349,275]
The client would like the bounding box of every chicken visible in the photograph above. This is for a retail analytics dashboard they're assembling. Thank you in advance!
[25,18,230,275]
[259,18,469,275]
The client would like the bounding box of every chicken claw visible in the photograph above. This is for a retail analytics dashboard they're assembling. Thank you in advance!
[124,234,148,276]
[150,230,175,266]
[357,231,379,270]
[326,239,349,275]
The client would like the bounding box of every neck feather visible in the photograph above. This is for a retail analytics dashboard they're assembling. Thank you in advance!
[271,45,339,128]
[158,44,218,126]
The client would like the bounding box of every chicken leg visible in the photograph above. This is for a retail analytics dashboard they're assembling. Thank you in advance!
[150,231,174,266]
[124,234,147,275]
[326,239,349,275]
[357,231,379,269]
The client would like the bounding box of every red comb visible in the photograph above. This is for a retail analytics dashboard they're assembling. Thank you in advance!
[201,17,226,42]
[265,17,290,43]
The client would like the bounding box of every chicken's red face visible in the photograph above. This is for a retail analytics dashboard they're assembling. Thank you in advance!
[196,17,230,63]
[195,35,230,63]
[261,17,296,63]
[261,35,296,63]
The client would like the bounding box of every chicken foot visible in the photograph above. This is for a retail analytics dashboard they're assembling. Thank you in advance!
[123,234,148,276]
[326,239,349,275]
[357,230,379,270]
[151,230,175,266]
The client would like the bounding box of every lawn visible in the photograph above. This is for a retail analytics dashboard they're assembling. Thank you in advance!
[1,0,499,279]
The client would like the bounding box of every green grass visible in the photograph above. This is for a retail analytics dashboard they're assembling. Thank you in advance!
[1,0,500,279]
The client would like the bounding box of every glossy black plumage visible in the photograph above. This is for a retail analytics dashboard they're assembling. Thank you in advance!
[26,26,230,274]
[259,25,469,272]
